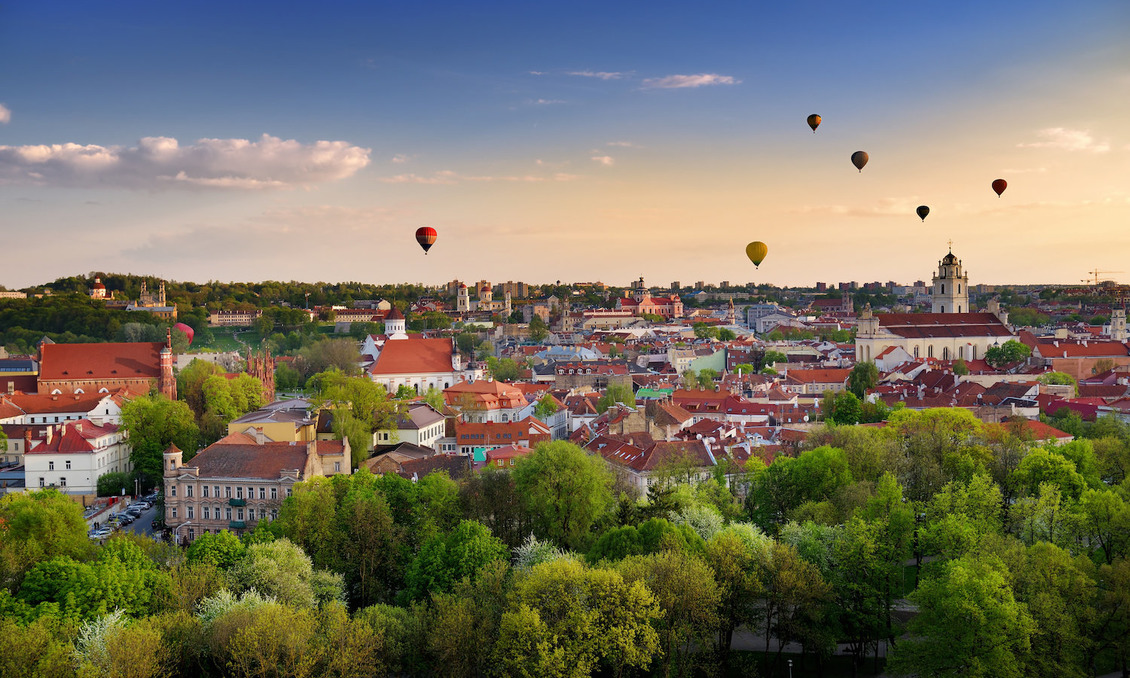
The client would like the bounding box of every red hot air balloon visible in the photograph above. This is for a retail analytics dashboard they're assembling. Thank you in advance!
[992,179,1007,197]
[415,227,437,254]
[806,114,821,133]
[172,322,194,345]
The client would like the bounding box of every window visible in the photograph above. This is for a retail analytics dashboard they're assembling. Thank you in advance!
[225,508,232,520]
[202,486,209,498]
[270,487,278,500]
[237,509,244,520]
[203,506,210,520]
[214,486,220,497]
[49,461,54,471]
[941,284,945,294]
[258,487,265,499]
[65,460,71,470]
[334,462,341,472]
[248,508,255,520]
[171,507,178,518]
[170,485,177,497]
[225,486,232,498]
[187,506,194,519]
[188,528,195,540]
[286,488,292,498]
[39,478,45,488]
[247,487,254,499]
[236,487,243,499]
[59,477,66,487]
[186,485,193,497]
[271,509,278,520]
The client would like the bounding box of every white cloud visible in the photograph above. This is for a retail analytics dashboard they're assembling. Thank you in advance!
[791,197,922,218]
[0,134,370,189]
[606,141,636,147]
[641,73,739,89]
[591,155,615,166]
[391,154,411,164]
[531,98,566,105]
[0,104,10,124]
[568,70,623,80]
[528,70,545,76]
[1018,127,1110,153]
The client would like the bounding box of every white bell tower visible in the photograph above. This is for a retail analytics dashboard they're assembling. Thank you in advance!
[931,245,969,314]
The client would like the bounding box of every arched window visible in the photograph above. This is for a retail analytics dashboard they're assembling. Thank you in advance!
[972,346,977,360]
[941,284,945,295]
[958,305,962,312]
[913,345,919,358]
[75,388,84,394]
[928,345,934,358]
[943,347,949,360]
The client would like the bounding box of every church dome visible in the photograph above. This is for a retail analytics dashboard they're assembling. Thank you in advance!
[941,251,958,265]
[92,277,106,290]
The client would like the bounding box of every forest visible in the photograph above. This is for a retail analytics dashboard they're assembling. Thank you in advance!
[1,407,1129,678]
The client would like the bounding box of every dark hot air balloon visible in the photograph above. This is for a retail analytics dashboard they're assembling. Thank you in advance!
[916,205,930,222]
[746,241,768,268]
[851,151,869,172]
[172,322,194,346]
[807,114,821,132]
[992,179,1007,197]
[415,227,437,254]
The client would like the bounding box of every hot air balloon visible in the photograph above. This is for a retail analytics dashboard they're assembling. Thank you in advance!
[746,241,768,268]
[807,114,821,133]
[992,179,1007,197]
[916,205,930,222]
[851,151,869,172]
[415,227,437,254]
[172,322,194,346]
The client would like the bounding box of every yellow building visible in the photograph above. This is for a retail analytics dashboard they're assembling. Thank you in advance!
[226,399,317,442]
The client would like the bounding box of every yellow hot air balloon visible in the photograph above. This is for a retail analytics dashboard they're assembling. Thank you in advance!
[746,241,768,268]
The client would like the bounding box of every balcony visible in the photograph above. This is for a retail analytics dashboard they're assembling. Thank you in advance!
[228,498,246,507]
[229,520,247,530]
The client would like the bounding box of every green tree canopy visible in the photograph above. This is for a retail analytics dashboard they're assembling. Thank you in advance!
[513,442,614,550]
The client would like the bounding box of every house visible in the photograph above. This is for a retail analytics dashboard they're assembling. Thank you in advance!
[0,391,126,426]
[367,332,465,394]
[37,337,177,399]
[162,435,341,543]
[615,277,684,319]
[784,368,853,396]
[444,380,530,424]
[454,418,550,456]
[586,436,714,494]
[485,444,532,469]
[227,399,317,442]
[25,420,131,496]
[374,402,447,450]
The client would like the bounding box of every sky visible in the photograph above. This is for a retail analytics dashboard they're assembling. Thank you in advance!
[1,0,1128,290]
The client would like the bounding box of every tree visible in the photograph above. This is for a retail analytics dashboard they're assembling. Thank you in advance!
[848,361,879,399]
[228,538,343,608]
[985,340,1031,368]
[706,527,768,661]
[97,471,132,497]
[620,550,720,678]
[120,395,199,482]
[597,384,635,413]
[513,442,614,550]
[404,520,508,601]
[528,315,549,342]
[0,489,94,591]
[888,554,1035,678]
[496,558,659,678]
[186,530,247,569]
[954,357,970,375]
[823,390,863,425]
[533,394,560,420]
[274,362,302,392]
[74,611,167,678]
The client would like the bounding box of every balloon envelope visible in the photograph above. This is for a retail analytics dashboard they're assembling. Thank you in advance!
[172,322,194,345]
[992,179,1007,197]
[807,114,821,132]
[415,227,437,254]
[851,151,869,172]
[746,241,768,268]
[916,205,930,221]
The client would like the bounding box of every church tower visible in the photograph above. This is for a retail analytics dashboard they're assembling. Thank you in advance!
[457,284,470,313]
[385,307,407,339]
[632,276,651,303]
[931,248,969,313]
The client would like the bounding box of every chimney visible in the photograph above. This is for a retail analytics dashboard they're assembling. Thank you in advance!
[45,426,53,445]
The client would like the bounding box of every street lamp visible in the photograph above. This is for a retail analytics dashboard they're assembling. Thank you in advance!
[172,521,191,546]
[788,658,793,678]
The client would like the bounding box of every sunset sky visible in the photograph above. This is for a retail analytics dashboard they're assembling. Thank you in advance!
[1,1,1128,290]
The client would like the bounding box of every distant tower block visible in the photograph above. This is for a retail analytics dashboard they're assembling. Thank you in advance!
[931,247,969,313]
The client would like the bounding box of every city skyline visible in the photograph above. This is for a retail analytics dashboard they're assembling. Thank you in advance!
[1,1,1128,289]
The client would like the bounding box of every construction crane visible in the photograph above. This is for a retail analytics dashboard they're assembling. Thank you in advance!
[1081,269,1124,286]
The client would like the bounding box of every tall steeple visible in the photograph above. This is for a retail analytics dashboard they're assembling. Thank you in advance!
[931,246,969,313]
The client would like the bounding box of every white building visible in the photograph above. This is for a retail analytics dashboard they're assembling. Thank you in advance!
[25,420,131,495]
[374,402,447,450]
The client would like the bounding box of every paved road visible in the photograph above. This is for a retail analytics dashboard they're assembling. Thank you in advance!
[125,504,160,539]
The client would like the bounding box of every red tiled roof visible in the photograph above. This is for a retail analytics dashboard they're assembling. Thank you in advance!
[785,368,852,384]
[370,338,455,375]
[187,441,311,479]
[27,420,120,454]
[877,313,1013,339]
[39,342,164,381]
[3,391,120,415]
[1036,341,1130,358]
